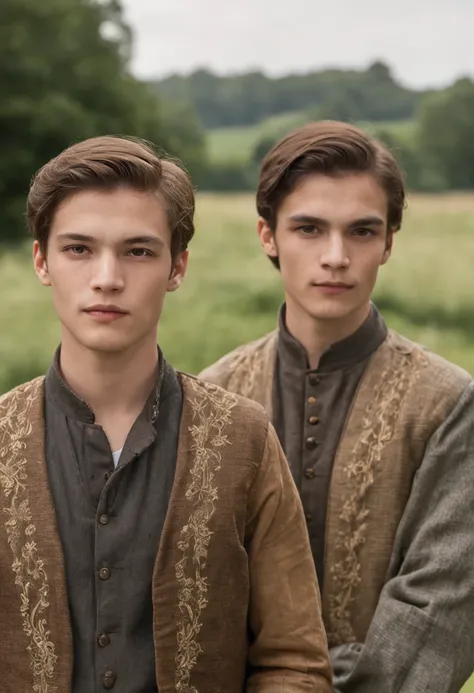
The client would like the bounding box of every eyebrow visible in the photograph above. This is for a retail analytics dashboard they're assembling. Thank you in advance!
[124,235,166,247]
[56,232,166,247]
[289,214,385,228]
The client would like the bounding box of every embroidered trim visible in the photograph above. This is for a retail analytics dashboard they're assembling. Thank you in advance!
[175,379,237,693]
[326,350,427,646]
[0,377,58,693]
[226,332,277,412]
[228,343,265,399]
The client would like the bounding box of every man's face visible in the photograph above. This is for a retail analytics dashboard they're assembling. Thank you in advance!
[258,172,392,324]
[34,187,188,355]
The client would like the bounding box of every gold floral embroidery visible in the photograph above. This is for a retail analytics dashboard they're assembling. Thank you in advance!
[228,341,265,399]
[226,332,277,416]
[175,378,237,693]
[326,349,428,646]
[0,377,58,693]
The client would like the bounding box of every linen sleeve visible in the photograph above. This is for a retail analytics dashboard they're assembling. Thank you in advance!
[332,381,474,693]
[245,423,333,693]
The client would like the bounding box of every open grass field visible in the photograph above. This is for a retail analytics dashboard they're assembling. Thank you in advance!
[0,191,473,690]
[1,190,474,393]
[207,111,416,163]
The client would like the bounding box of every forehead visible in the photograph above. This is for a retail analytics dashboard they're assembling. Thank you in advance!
[278,172,388,223]
[50,188,170,241]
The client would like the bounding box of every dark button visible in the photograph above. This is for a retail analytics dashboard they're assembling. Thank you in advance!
[103,671,116,689]
[104,472,111,481]
[307,396,317,405]
[99,567,111,581]
[308,416,320,425]
[304,468,315,479]
[309,374,320,386]
[98,633,111,647]
[305,513,312,522]
[305,437,318,450]
[99,514,109,525]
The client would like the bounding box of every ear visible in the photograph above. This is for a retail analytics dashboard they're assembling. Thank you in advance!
[167,250,189,293]
[381,229,394,265]
[257,217,278,260]
[33,241,51,286]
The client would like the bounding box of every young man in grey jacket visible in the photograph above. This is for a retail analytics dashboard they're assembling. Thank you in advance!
[200,120,474,693]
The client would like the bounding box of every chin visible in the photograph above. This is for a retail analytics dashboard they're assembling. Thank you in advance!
[69,330,137,354]
[83,338,134,354]
[305,301,359,322]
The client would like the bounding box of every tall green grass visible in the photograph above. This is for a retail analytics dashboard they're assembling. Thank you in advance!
[1,191,473,392]
[1,191,473,691]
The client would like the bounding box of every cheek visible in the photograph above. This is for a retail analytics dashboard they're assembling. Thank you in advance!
[278,235,310,269]
[48,265,79,296]
[357,249,385,282]
[136,269,170,302]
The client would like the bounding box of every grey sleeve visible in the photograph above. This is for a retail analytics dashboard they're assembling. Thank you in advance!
[332,380,474,693]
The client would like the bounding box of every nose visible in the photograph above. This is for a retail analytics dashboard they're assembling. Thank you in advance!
[320,233,350,270]
[90,252,125,293]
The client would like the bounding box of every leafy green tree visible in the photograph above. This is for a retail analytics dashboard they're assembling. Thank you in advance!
[418,78,474,189]
[0,0,205,245]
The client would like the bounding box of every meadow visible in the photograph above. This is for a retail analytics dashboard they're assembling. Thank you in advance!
[207,112,416,163]
[1,191,473,691]
[1,190,474,395]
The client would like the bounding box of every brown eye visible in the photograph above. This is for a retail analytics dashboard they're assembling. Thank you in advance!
[129,248,152,257]
[65,245,88,254]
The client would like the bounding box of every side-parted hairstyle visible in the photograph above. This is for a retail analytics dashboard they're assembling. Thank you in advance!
[256,121,406,268]
[27,135,195,259]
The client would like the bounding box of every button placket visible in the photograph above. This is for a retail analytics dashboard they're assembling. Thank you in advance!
[95,486,117,685]
[302,373,321,489]
[304,375,321,458]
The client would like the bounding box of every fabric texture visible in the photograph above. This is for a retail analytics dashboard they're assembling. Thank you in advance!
[273,303,387,585]
[199,311,474,693]
[44,354,181,693]
[0,372,332,693]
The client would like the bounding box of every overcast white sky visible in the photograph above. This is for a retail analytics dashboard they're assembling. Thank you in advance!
[122,0,473,89]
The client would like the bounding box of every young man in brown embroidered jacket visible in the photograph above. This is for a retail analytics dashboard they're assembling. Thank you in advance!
[199,121,474,693]
[0,136,332,692]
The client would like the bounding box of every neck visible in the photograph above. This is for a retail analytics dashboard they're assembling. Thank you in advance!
[59,333,159,420]
[284,298,372,369]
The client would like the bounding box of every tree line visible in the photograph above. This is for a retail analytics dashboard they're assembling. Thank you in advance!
[0,0,473,248]
[246,77,474,195]
[152,61,423,128]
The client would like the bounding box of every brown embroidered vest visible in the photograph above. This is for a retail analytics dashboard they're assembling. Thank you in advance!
[199,329,471,647]
[0,373,331,692]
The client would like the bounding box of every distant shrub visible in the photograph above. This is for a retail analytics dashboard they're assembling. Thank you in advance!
[196,160,257,192]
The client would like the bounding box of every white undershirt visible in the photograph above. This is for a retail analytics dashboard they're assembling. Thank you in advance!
[112,448,123,468]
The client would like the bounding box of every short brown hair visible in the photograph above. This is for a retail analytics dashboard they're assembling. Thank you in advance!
[27,135,195,258]
[257,121,406,268]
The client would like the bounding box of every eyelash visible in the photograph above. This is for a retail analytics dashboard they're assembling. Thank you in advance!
[63,246,154,257]
[297,226,317,235]
[64,245,88,255]
[295,227,375,237]
[354,228,374,236]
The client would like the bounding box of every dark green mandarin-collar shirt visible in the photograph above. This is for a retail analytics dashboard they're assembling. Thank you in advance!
[273,303,388,586]
[44,348,182,693]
